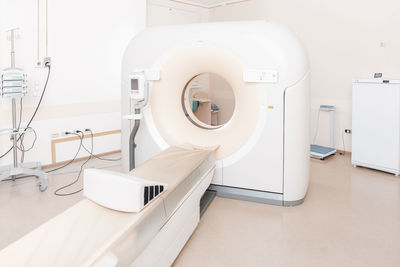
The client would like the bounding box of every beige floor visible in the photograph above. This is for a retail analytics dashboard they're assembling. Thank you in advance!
[174,155,400,267]
[1,154,400,266]
[0,157,122,250]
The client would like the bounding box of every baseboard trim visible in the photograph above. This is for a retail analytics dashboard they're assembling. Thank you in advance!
[51,130,121,165]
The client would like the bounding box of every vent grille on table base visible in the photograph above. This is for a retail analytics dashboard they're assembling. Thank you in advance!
[144,185,164,206]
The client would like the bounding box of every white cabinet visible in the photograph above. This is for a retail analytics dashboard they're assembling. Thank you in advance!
[352,79,400,176]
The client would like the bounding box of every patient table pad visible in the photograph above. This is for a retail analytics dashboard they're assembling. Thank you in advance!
[0,145,215,267]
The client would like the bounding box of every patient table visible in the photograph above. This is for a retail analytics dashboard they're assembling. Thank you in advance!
[0,145,216,267]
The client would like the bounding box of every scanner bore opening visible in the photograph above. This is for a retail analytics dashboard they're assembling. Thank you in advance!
[181,73,235,130]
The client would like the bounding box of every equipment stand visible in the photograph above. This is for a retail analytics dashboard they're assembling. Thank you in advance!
[310,105,337,160]
[0,28,48,191]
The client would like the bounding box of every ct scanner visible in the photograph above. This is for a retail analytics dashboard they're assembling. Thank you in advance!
[122,20,310,206]
[0,21,310,267]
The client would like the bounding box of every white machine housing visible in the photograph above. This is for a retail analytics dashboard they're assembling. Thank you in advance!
[83,168,168,213]
[352,78,400,176]
[122,21,310,205]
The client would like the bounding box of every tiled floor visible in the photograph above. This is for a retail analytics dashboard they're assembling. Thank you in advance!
[1,154,400,266]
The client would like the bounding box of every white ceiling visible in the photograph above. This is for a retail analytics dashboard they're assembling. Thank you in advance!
[171,0,247,8]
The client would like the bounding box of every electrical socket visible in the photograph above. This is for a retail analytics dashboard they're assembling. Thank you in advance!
[62,131,73,136]
[344,129,352,134]
[35,57,52,68]
[60,129,88,137]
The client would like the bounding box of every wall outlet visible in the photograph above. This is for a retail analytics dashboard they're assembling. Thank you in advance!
[344,129,352,134]
[61,131,73,136]
[35,57,52,68]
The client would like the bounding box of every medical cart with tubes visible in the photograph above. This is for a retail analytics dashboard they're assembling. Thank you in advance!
[0,28,48,191]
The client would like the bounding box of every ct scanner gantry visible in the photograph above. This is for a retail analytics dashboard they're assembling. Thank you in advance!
[121,21,310,206]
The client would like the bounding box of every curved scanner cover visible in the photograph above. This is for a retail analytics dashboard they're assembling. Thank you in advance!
[178,143,220,152]
[83,168,168,213]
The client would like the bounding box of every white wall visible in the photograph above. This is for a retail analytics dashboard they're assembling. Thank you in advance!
[147,0,209,26]
[0,0,146,166]
[210,0,400,151]
[0,0,3,68]
[209,0,267,21]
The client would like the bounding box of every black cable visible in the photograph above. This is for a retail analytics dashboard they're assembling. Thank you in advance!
[76,130,121,161]
[340,131,346,156]
[17,127,37,152]
[19,130,26,163]
[1,162,120,182]
[46,132,84,173]
[3,128,117,183]
[15,99,38,162]
[54,132,93,196]
[0,64,51,159]
[17,126,37,163]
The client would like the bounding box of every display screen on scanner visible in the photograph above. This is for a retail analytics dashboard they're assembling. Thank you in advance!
[131,79,139,90]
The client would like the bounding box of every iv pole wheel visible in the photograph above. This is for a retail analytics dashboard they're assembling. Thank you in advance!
[38,181,48,192]
[38,184,47,192]
[38,173,49,192]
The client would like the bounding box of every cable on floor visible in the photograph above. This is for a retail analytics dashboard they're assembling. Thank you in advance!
[2,129,120,183]
[341,131,346,156]
[54,132,93,196]
[2,162,120,182]
[46,131,84,173]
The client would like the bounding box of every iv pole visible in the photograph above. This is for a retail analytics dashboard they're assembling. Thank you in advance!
[10,29,19,171]
[0,28,48,191]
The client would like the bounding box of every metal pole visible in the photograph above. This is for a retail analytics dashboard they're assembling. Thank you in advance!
[129,108,141,171]
[329,110,335,148]
[11,100,18,168]
[10,29,15,68]
[9,29,18,169]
